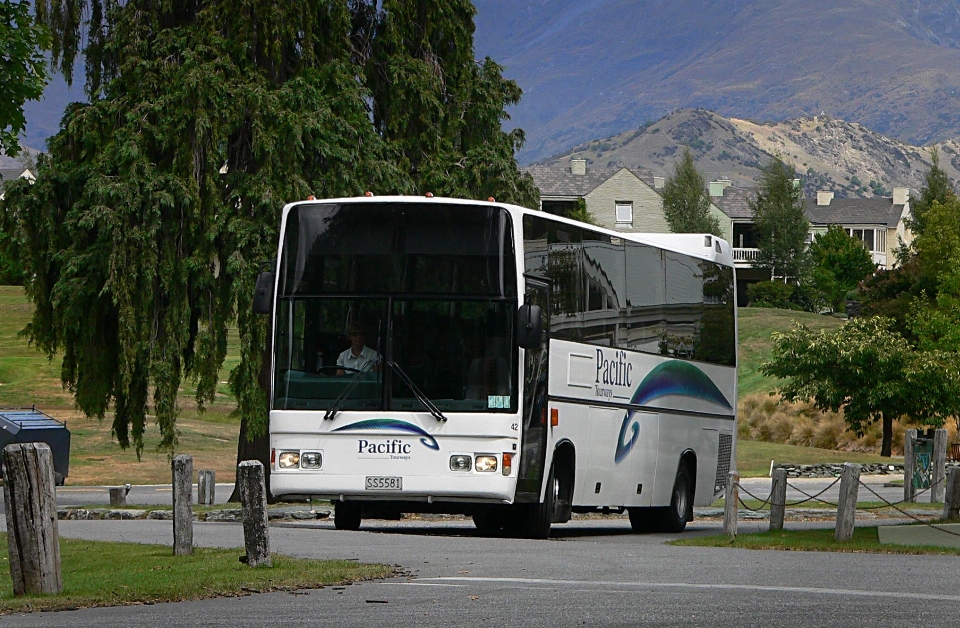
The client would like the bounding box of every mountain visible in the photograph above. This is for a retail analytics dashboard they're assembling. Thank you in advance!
[473,0,960,163]
[539,108,960,198]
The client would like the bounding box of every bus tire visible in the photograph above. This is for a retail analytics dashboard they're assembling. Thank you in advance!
[334,502,362,531]
[660,462,693,533]
[472,509,502,535]
[526,464,558,539]
[627,507,658,533]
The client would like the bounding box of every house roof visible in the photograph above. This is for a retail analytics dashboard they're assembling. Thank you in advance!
[710,187,755,219]
[803,197,906,229]
[0,167,33,195]
[523,164,655,197]
[711,186,907,228]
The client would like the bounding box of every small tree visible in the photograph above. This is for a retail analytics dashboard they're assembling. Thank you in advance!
[749,158,809,280]
[808,225,875,312]
[907,148,955,238]
[662,148,720,236]
[761,317,958,456]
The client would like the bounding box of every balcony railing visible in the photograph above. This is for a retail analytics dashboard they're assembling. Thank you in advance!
[732,247,760,263]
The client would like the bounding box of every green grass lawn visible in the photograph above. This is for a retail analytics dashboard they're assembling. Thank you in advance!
[673,526,960,555]
[0,533,392,614]
[737,307,845,397]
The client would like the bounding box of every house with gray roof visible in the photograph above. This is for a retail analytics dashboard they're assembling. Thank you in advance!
[523,158,729,238]
[0,167,35,200]
[803,189,911,270]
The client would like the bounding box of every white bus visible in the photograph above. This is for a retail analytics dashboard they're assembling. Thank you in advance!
[256,195,737,538]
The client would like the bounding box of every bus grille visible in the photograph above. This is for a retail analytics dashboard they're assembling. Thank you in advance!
[714,433,732,496]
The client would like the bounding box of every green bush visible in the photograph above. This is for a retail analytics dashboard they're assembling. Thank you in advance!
[747,280,795,309]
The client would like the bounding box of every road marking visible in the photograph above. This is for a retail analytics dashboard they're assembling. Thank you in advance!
[410,577,960,602]
[386,582,467,588]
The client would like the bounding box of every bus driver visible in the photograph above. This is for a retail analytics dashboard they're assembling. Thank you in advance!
[337,324,380,375]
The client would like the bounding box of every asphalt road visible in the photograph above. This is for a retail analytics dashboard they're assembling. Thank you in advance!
[1,493,958,627]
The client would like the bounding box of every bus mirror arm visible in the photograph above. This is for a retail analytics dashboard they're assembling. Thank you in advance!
[516,304,543,350]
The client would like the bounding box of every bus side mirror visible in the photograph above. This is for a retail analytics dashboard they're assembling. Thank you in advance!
[252,269,275,315]
[516,304,543,349]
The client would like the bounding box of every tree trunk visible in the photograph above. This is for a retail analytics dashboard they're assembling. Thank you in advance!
[881,413,893,457]
[229,311,274,503]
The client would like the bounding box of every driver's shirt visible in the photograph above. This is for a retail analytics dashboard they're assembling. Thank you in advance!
[336,346,380,372]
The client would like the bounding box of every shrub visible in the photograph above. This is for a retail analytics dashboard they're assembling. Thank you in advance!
[747,281,795,309]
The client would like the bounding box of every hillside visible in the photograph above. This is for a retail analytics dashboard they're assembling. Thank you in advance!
[473,0,960,163]
[539,109,960,198]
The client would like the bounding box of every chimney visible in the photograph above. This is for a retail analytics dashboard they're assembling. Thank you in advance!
[817,191,834,206]
[570,159,587,176]
[709,179,731,198]
[893,187,909,205]
[653,176,665,189]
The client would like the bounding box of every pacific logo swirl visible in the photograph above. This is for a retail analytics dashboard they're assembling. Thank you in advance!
[332,418,440,451]
[615,361,732,463]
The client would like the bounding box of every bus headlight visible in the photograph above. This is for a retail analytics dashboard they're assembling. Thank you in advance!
[450,455,472,471]
[300,452,322,469]
[475,455,498,473]
[278,451,300,469]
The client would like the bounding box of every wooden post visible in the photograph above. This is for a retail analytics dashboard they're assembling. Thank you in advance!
[834,462,860,542]
[931,429,948,503]
[172,454,194,556]
[904,429,917,503]
[769,468,787,532]
[198,470,216,506]
[943,468,960,521]
[109,486,126,507]
[238,460,272,567]
[2,443,62,595]
[723,472,739,538]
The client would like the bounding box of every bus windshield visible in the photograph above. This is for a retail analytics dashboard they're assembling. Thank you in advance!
[272,202,518,414]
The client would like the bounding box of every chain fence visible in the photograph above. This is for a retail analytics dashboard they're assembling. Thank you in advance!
[731,472,960,538]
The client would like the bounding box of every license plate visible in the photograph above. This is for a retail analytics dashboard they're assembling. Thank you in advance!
[365,476,402,491]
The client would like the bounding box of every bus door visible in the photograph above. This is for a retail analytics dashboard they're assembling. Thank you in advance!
[516,278,550,501]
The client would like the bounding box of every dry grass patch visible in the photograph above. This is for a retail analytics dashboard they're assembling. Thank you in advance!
[737,393,958,456]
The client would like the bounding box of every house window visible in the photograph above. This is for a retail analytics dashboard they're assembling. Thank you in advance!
[847,228,877,252]
[615,201,633,224]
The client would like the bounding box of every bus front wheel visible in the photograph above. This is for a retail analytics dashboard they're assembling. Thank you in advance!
[334,502,362,531]
[473,508,502,535]
[526,464,558,539]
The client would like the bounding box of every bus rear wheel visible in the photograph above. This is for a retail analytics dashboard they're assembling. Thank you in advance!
[334,502,362,531]
[659,462,693,533]
[627,507,658,533]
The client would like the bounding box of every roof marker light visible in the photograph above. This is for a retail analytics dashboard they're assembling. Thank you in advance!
[307,195,316,200]
[365,191,374,197]
[425,192,434,198]
[487,197,495,202]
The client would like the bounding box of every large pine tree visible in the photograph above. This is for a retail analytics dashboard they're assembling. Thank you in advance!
[6,1,537,484]
[661,148,720,236]
[749,158,809,280]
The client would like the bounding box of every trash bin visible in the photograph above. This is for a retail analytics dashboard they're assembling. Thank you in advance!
[0,407,71,486]
[912,429,936,491]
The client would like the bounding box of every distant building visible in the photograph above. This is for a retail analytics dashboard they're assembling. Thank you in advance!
[525,158,733,238]
[710,182,912,304]
[0,167,35,200]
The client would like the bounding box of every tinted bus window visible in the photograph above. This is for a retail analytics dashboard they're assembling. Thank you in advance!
[582,234,624,346]
[623,242,666,355]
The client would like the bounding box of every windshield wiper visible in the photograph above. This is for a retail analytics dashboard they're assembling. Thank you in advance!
[324,363,374,421]
[389,360,448,423]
